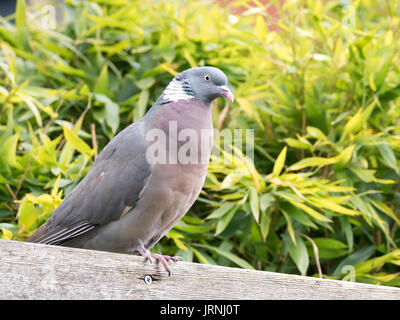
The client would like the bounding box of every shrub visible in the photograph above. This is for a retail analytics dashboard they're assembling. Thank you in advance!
[0,0,399,286]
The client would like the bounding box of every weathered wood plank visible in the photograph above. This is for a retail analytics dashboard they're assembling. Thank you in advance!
[0,239,399,300]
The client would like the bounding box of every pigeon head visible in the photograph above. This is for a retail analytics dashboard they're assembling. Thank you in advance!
[161,66,234,106]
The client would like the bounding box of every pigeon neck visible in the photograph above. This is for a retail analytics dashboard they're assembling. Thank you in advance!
[160,77,195,104]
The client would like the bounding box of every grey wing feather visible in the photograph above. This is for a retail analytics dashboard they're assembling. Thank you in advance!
[27,119,151,245]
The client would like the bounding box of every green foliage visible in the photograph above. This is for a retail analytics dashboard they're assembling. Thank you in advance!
[0,0,399,286]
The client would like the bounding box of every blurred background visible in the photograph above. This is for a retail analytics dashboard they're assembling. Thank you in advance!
[0,0,399,286]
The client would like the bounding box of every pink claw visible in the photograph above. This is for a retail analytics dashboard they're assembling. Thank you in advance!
[138,248,182,276]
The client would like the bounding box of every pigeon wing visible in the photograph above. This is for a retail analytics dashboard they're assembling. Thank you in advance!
[26,119,151,245]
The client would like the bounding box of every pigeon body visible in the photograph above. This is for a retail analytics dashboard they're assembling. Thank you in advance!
[27,67,233,272]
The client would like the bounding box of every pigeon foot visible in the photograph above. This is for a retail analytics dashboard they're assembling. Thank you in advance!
[138,247,182,276]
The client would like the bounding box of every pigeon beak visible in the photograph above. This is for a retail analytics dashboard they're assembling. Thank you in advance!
[219,85,234,102]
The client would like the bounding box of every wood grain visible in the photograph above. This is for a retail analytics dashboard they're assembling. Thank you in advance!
[1,239,399,300]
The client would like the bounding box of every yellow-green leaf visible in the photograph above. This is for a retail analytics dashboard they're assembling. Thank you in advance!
[183,49,197,68]
[206,202,235,220]
[249,187,260,223]
[281,209,296,245]
[259,210,271,241]
[369,72,376,91]
[286,138,311,150]
[1,228,13,240]
[342,108,363,140]
[196,244,254,270]
[288,199,331,222]
[167,230,188,251]
[355,250,400,275]
[341,100,377,141]
[255,14,268,42]
[62,125,94,157]
[273,146,287,176]
[370,200,400,225]
[94,64,109,95]
[307,196,360,216]
[16,0,28,49]
[334,145,355,168]
[51,175,61,198]
[288,156,337,171]
[306,126,327,140]
[0,134,20,168]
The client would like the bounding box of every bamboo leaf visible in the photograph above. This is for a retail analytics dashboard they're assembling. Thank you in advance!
[134,90,149,121]
[192,248,217,265]
[285,234,309,276]
[355,250,400,275]
[286,138,312,150]
[272,146,287,176]
[0,134,20,169]
[17,92,42,127]
[377,144,398,173]
[1,227,13,240]
[307,196,360,216]
[334,145,355,168]
[215,206,238,235]
[94,64,109,95]
[288,157,337,171]
[195,244,254,270]
[16,0,28,49]
[259,210,271,241]
[281,209,296,245]
[206,202,235,220]
[62,126,94,157]
[308,238,348,259]
[255,14,268,42]
[370,200,400,225]
[332,246,376,276]
[249,187,260,223]
[287,199,331,222]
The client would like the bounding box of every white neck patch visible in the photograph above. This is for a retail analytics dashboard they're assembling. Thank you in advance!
[162,78,194,102]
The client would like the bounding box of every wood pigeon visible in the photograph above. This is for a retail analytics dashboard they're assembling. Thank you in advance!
[27,66,234,275]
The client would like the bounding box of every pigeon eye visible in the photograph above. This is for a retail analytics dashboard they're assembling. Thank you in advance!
[204,75,210,81]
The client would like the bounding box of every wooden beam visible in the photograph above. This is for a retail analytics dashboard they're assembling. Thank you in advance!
[1,239,399,299]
